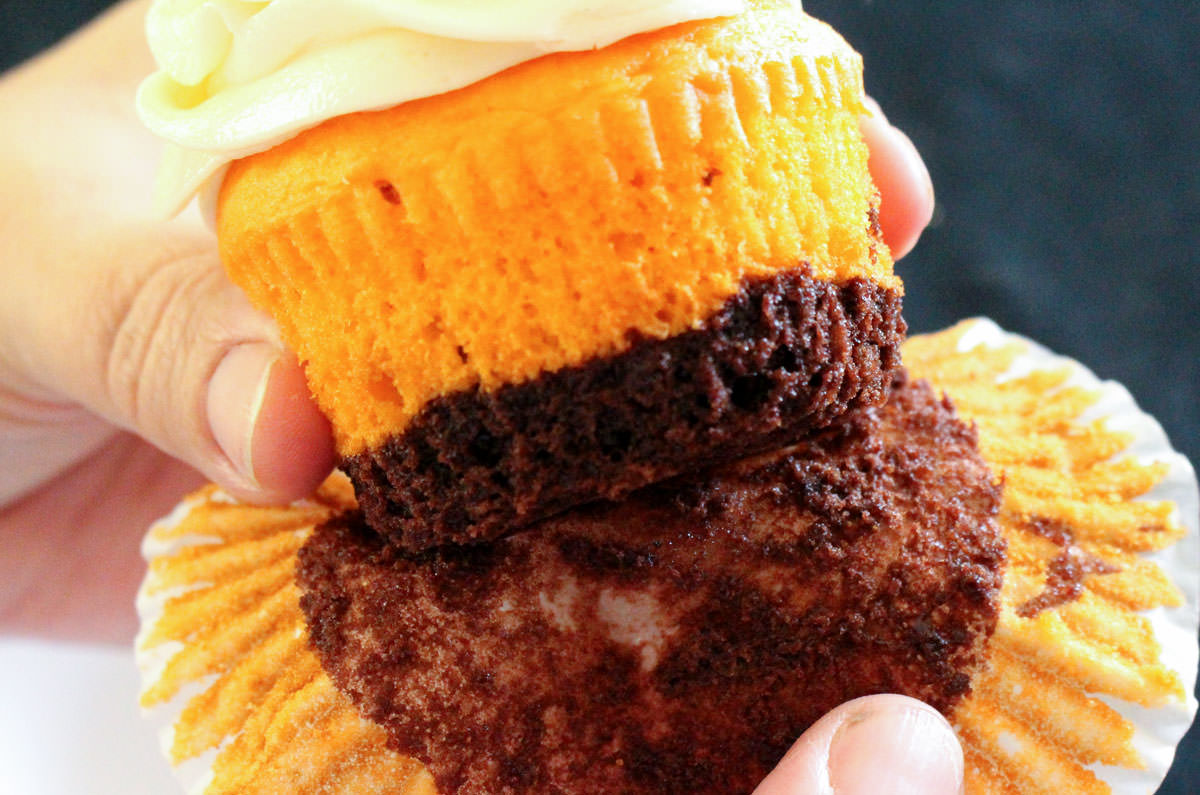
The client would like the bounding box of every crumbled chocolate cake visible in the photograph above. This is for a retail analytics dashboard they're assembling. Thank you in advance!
[1016,515,1120,617]
[344,265,905,551]
[301,374,1004,794]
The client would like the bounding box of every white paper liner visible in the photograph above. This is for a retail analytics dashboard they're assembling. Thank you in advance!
[135,482,360,795]
[136,486,278,795]
[956,317,1199,793]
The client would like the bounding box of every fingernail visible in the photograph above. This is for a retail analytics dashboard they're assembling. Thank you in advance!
[861,95,885,120]
[887,123,935,208]
[207,342,279,487]
[246,349,336,501]
[827,702,963,795]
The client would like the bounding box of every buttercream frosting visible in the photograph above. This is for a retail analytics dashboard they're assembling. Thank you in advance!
[137,0,749,216]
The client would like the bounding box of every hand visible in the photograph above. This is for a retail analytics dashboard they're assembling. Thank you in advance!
[861,96,936,260]
[0,1,934,644]
[755,694,964,795]
[0,0,336,642]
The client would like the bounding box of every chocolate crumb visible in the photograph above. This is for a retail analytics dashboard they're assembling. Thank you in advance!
[1017,546,1120,618]
[375,179,402,205]
[300,374,1004,794]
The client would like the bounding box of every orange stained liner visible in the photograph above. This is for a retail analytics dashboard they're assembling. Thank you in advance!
[906,323,1187,794]
[217,1,895,455]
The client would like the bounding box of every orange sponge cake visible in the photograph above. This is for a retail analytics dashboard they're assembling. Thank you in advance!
[212,1,903,549]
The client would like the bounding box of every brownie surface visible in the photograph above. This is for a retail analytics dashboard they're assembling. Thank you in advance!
[301,373,1005,794]
[343,265,905,550]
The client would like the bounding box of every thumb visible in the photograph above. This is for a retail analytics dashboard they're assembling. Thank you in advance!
[3,223,335,504]
[753,695,964,795]
[860,97,936,261]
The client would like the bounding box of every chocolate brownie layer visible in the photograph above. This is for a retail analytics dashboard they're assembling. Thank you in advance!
[343,266,905,551]
[300,374,1004,795]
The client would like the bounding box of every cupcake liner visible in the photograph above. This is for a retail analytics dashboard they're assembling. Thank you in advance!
[137,319,1198,794]
[909,318,1198,793]
[136,479,434,795]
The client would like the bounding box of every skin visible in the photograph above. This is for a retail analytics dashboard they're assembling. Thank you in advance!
[0,2,945,791]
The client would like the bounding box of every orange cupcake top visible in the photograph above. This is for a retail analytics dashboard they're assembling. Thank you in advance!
[218,2,896,454]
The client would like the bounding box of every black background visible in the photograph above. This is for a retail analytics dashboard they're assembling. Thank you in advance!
[3,0,1197,791]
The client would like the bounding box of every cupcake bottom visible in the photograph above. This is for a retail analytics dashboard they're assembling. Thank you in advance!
[305,373,1001,794]
[343,266,905,551]
[137,320,1197,795]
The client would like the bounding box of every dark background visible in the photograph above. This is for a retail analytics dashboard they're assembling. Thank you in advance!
[4,0,1197,791]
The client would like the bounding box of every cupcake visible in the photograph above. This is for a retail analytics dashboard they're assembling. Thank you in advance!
[136,321,1197,794]
[139,359,1003,794]
[297,371,1002,792]
[138,0,905,549]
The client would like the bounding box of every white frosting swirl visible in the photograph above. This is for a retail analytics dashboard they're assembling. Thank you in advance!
[137,0,747,216]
